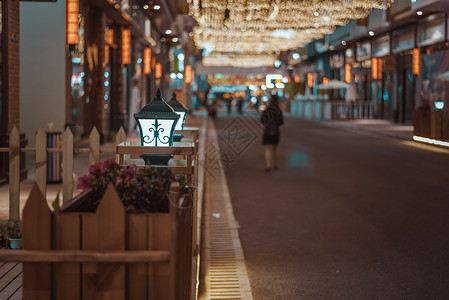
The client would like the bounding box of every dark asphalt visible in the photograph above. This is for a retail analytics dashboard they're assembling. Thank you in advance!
[215,113,449,300]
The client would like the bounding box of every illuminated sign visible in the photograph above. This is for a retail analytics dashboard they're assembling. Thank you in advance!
[413,48,420,75]
[307,73,314,88]
[294,74,300,83]
[185,65,192,84]
[144,48,152,75]
[372,57,378,80]
[345,64,352,83]
[266,74,283,88]
[66,0,79,45]
[122,29,131,65]
[107,29,114,45]
[104,46,109,64]
[155,63,162,79]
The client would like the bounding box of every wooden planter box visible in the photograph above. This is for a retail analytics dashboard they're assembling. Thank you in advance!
[2,183,193,300]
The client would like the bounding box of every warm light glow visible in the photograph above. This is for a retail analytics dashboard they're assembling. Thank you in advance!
[144,48,152,75]
[323,77,330,85]
[372,57,378,80]
[266,74,283,89]
[185,64,192,84]
[345,64,352,83]
[66,0,79,45]
[294,74,300,83]
[104,45,109,64]
[155,63,162,79]
[307,73,314,88]
[122,29,131,65]
[413,48,420,75]
[413,136,449,148]
[107,29,114,45]
[203,53,278,67]
[189,0,394,58]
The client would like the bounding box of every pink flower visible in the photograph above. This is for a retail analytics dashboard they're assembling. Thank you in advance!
[77,174,92,191]
[103,158,116,170]
[123,165,138,184]
[115,176,123,188]
[89,163,102,174]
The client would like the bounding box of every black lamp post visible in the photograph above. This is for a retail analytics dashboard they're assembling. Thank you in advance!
[134,89,180,165]
[168,93,188,142]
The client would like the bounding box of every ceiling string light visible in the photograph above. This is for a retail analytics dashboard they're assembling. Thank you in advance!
[188,0,394,67]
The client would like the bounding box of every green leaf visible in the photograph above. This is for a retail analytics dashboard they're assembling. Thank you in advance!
[52,191,61,212]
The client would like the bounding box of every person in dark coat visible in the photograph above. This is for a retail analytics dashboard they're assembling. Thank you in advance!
[260,95,284,172]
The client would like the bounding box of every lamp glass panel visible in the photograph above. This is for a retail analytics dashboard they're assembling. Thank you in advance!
[137,119,176,147]
[174,112,186,130]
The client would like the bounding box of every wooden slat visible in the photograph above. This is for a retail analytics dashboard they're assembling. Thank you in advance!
[63,128,74,203]
[0,250,169,263]
[82,185,127,299]
[89,127,100,166]
[22,184,51,299]
[81,213,98,300]
[9,126,20,220]
[53,213,81,300]
[116,143,195,155]
[97,185,126,299]
[8,285,22,300]
[115,127,126,163]
[176,193,194,300]
[148,213,171,300]
[0,263,21,291]
[0,262,17,278]
[35,128,47,197]
[126,214,148,300]
[0,266,22,299]
[169,183,181,300]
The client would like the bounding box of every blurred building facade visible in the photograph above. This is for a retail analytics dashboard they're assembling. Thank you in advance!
[0,0,196,183]
[295,0,449,133]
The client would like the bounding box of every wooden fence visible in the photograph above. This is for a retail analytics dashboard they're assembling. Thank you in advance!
[0,124,204,299]
[0,182,193,299]
[0,126,127,220]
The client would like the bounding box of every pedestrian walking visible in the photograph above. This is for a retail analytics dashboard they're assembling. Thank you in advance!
[261,95,284,172]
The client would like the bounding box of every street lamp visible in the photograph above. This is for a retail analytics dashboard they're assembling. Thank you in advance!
[168,93,188,142]
[134,88,180,165]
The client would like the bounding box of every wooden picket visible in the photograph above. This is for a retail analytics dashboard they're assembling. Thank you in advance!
[89,127,100,165]
[62,128,74,204]
[9,126,20,220]
[35,128,47,197]
[116,127,126,163]
[22,184,52,298]
[53,213,81,300]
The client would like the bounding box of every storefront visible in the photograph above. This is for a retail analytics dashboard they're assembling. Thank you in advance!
[373,34,394,120]
[68,0,156,141]
[392,26,417,123]
[354,41,372,102]
[330,52,345,100]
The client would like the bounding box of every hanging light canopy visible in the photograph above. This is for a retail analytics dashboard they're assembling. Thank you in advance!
[134,89,180,165]
[189,0,394,67]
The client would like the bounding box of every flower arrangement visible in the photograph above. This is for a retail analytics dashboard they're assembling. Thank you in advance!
[76,158,190,213]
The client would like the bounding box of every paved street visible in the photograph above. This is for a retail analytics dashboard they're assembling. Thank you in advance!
[215,113,449,300]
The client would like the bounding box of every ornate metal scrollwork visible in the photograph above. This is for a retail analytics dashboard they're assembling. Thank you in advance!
[142,119,170,146]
